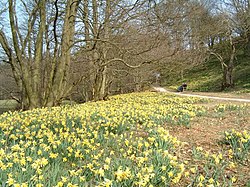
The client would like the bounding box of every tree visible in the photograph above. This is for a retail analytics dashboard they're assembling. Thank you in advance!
[75,0,166,101]
[179,0,238,89]
[208,22,237,89]
[0,0,80,109]
[148,0,210,81]
[225,0,250,55]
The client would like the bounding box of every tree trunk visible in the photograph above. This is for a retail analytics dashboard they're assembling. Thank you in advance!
[221,38,235,90]
[93,65,107,101]
[180,69,184,79]
[47,0,79,106]
[30,0,46,109]
[244,37,250,56]
[222,65,234,89]
[1,0,79,109]
[91,0,110,101]
[7,0,47,109]
[84,0,95,101]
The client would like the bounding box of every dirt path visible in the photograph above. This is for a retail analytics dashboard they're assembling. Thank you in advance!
[152,86,250,103]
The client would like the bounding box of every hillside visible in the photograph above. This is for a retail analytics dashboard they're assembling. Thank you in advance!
[165,54,250,93]
[0,92,249,186]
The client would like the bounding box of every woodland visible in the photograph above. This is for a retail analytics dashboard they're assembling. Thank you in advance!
[0,0,250,109]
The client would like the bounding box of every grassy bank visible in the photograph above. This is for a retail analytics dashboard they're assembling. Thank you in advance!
[165,55,250,93]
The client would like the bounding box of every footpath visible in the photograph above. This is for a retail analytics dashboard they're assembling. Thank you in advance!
[152,87,250,103]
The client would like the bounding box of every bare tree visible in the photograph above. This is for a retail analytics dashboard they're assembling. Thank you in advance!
[74,0,167,100]
[167,0,239,89]
[224,0,250,54]
[0,0,80,109]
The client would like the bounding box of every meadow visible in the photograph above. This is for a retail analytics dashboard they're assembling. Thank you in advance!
[0,92,249,187]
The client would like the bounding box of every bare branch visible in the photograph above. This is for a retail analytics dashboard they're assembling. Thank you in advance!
[103,57,164,68]
[0,30,12,58]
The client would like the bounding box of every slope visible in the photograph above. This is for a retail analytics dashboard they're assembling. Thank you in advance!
[165,54,250,93]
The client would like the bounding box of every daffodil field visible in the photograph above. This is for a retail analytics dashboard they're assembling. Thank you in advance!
[0,92,249,187]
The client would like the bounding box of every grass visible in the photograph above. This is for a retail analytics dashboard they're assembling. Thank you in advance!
[0,99,19,114]
[0,99,19,108]
[165,54,250,93]
[0,91,249,186]
[0,100,76,114]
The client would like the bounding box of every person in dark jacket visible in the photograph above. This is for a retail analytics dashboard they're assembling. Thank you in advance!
[177,83,187,92]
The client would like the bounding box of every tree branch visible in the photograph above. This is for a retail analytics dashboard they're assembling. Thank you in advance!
[0,30,12,58]
[103,58,158,68]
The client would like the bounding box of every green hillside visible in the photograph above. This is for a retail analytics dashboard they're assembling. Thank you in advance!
[166,55,250,93]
